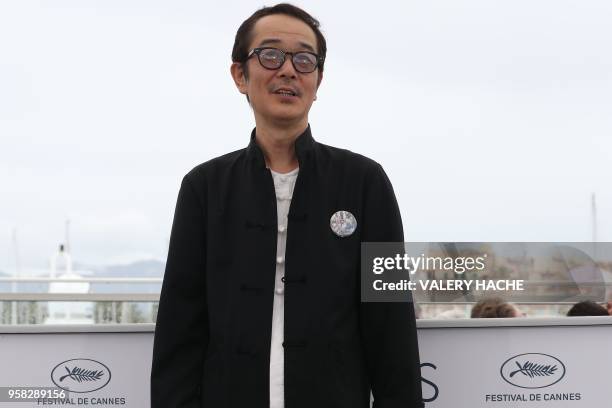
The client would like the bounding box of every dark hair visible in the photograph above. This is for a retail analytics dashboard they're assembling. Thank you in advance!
[471,297,504,318]
[471,297,519,318]
[232,3,327,81]
[482,303,518,318]
[567,300,609,317]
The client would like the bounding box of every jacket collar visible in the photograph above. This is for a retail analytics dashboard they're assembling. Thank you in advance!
[246,124,316,169]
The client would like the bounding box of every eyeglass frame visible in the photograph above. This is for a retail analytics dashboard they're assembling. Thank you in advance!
[245,47,325,74]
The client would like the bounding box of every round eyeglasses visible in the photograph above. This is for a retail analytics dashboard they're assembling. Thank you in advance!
[246,47,324,74]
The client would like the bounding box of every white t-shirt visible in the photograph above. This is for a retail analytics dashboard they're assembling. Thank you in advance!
[268,166,299,408]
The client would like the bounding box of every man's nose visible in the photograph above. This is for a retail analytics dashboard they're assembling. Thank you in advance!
[277,56,297,78]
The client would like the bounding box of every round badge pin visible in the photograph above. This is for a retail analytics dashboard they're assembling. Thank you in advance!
[330,210,357,237]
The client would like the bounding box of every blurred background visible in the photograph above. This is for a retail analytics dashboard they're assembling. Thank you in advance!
[1,0,611,323]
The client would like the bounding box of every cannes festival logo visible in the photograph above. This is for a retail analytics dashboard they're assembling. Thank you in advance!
[51,359,112,393]
[500,353,565,389]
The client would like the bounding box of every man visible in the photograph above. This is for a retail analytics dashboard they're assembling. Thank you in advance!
[151,4,423,408]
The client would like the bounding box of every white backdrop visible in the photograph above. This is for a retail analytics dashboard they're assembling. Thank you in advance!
[1,318,611,407]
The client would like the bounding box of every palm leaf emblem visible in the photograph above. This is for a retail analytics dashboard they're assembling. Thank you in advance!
[59,366,104,383]
[509,361,557,379]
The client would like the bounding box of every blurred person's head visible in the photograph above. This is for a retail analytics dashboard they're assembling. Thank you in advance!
[472,297,522,318]
[471,297,503,318]
[566,300,609,316]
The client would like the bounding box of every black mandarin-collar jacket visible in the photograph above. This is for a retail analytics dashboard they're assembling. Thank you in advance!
[151,125,423,408]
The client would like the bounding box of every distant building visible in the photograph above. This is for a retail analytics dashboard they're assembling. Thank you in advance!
[44,244,94,324]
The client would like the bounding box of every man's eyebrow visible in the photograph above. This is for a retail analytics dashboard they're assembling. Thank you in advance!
[257,38,316,53]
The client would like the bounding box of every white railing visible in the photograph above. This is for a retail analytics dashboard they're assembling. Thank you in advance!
[0,277,162,283]
[0,276,162,301]
[0,277,163,324]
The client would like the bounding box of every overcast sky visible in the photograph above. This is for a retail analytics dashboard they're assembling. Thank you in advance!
[1,0,611,273]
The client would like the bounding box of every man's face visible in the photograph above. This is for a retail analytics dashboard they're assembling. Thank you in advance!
[232,14,322,127]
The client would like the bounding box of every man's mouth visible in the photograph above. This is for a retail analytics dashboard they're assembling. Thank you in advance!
[272,88,298,97]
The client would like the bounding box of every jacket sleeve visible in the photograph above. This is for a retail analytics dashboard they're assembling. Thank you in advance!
[151,174,209,407]
[359,162,424,408]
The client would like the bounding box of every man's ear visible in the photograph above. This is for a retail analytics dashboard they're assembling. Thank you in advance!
[230,62,248,94]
